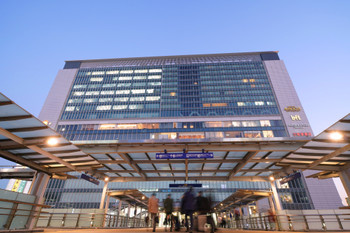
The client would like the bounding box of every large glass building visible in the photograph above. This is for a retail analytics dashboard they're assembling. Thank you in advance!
[39,51,317,210]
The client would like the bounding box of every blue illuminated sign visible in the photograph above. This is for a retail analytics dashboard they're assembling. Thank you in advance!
[81,173,100,185]
[155,152,213,159]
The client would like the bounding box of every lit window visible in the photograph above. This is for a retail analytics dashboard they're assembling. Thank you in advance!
[85,91,100,96]
[101,91,114,95]
[148,75,161,79]
[130,97,145,101]
[116,90,130,95]
[249,79,255,82]
[119,76,132,80]
[255,101,264,106]
[117,124,137,129]
[134,69,148,73]
[112,105,128,110]
[88,84,101,88]
[96,105,112,111]
[203,103,211,107]
[133,76,146,80]
[90,77,103,82]
[92,71,105,75]
[232,121,241,127]
[131,89,146,94]
[251,84,256,88]
[114,97,129,102]
[146,96,160,101]
[68,99,83,103]
[212,103,227,107]
[112,77,119,81]
[149,69,162,73]
[242,121,259,127]
[237,102,245,106]
[147,89,154,93]
[65,106,75,111]
[106,70,119,75]
[205,122,222,127]
[84,98,98,103]
[244,131,262,138]
[170,92,176,96]
[73,85,87,89]
[242,79,248,83]
[129,105,144,109]
[263,130,274,138]
[120,70,133,74]
[260,120,271,127]
[133,82,146,87]
[102,84,116,88]
[149,82,161,86]
[99,124,117,130]
[267,102,276,106]
[117,83,131,87]
[73,91,85,96]
[99,98,113,102]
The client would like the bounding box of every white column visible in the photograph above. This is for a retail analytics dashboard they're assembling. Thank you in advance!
[99,181,109,209]
[270,181,282,211]
[339,169,350,200]
[26,172,50,229]
[117,199,122,227]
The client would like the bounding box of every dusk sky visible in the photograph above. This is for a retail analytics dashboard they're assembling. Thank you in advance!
[0,1,349,195]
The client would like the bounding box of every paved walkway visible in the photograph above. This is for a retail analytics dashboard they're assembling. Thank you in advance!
[41,228,344,233]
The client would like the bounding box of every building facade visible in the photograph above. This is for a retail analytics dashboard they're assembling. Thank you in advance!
[39,51,317,210]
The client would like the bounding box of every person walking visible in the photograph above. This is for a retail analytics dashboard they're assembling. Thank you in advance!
[196,191,215,233]
[148,193,159,232]
[163,194,174,232]
[181,187,196,233]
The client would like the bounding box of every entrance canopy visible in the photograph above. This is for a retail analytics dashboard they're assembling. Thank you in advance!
[108,189,148,208]
[214,189,272,211]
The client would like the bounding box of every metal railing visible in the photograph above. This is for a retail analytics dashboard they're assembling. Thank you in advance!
[225,213,350,231]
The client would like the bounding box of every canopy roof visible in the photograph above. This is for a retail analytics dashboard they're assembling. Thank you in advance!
[214,189,272,211]
[108,189,148,208]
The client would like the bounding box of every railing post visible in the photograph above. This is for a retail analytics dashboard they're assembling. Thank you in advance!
[287,215,293,231]
[319,214,327,231]
[61,213,67,227]
[336,214,343,230]
[75,213,81,228]
[263,216,268,231]
[303,214,309,231]
[4,203,18,229]
[48,213,53,227]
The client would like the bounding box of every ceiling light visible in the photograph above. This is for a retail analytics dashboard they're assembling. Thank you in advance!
[330,132,343,141]
[104,177,109,182]
[47,138,58,146]
[269,176,275,181]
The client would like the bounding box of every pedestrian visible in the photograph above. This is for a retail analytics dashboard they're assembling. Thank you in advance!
[181,187,196,233]
[163,194,174,232]
[196,191,215,233]
[267,209,276,230]
[148,193,159,232]
[234,209,241,228]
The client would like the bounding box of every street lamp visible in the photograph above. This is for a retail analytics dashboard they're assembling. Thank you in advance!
[329,132,343,141]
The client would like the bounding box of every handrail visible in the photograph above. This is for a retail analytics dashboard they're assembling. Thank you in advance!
[0,198,51,207]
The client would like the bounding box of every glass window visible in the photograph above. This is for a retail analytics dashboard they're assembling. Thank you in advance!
[90,77,103,82]
[146,96,160,101]
[147,89,154,93]
[148,75,161,79]
[73,85,87,89]
[244,131,262,138]
[85,91,100,96]
[131,89,145,94]
[120,70,133,74]
[65,106,75,111]
[102,84,116,88]
[99,98,113,102]
[114,97,129,102]
[129,105,144,109]
[73,91,85,96]
[112,105,128,110]
[205,122,222,127]
[101,91,114,95]
[237,102,245,106]
[91,71,105,75]
[242,121,259,127]
[149,69,162,73]
[96,105,112,111]
[84,98,98,103]
[260,120,271,127]
[133,76,146,80]
[232,121,241,127]
[106,70,119,75]
[149,82,161,86]
[263,130,274,137]
[68,99,83,104]
[255,101,264,106]
[134,69,148,73]
[119,76,132,81]
[117,83,131,87]
[116,90,130,95]
[130,97,145,101]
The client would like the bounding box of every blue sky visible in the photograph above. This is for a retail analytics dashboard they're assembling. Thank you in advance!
[0,1,350,189]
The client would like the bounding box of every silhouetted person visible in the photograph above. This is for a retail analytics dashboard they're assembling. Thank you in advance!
[163,194,174,232]
[148,193,159,232]
[196,191,215,233]
[181,187,196,233]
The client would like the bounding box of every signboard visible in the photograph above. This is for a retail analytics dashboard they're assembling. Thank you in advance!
[17,181,27,193]
[169,184,202,188]
[156,152,213,159]
[280,172,301,185]
[81,173,100,185]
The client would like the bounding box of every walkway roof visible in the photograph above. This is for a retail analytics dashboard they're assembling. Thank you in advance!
[108,189,148,208]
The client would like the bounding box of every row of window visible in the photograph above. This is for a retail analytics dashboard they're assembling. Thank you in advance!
[78,69,162,76]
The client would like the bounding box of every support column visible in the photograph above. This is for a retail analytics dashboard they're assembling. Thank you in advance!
[270,181,282,211]
[127,203,131,227]
[339,169,350,201]
[99,181,109,209]
[26,172,50,229]
[117,199,122,227]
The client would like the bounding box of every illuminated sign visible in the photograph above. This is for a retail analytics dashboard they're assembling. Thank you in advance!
[81,174,100,185]
[280,172,301,184]
[293,132,312,137]
[284,106,301,112]
[156,152,214,159]
[288,124,309,128]
[290,115,301,121]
